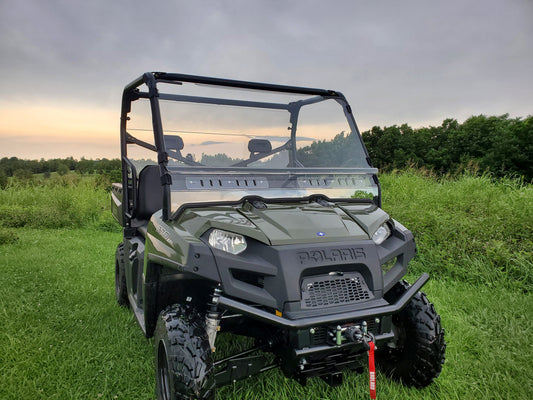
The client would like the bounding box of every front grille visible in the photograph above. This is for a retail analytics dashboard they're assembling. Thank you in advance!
[301,272,372,308]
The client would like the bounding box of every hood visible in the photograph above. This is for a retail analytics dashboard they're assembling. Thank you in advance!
[176,201,390,246]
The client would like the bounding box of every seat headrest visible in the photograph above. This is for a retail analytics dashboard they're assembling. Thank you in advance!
[164,135,184,151]
[248,139,272,155]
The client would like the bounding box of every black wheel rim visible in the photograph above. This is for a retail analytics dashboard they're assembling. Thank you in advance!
[157,341,171,400]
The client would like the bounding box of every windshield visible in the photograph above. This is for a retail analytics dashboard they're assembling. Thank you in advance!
[124,79,378,210]
[158,98,369,169]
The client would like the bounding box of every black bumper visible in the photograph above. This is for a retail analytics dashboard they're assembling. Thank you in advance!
[218,273,429,329]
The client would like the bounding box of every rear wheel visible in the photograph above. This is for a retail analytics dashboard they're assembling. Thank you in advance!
[115,243,128,307]
[377,280,446,387]
[154,304,215,400]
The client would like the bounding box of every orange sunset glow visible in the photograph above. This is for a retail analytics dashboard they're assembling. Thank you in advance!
[0,103,119,159]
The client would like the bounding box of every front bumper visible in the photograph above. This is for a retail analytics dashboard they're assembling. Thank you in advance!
[218,273,428,329]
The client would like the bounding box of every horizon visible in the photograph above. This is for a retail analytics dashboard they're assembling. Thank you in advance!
[1,111,530,161]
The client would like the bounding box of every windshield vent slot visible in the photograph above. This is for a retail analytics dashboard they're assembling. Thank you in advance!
[186,176,269,190]
[296,175,370,188]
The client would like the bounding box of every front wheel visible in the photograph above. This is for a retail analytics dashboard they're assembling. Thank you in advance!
[377,280,446,387]
[154,304,215,400]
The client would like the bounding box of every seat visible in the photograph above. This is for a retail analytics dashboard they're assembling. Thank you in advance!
[136,165,163,220]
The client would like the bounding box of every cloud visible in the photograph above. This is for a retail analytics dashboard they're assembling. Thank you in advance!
[0,0,532,158]
[200,141,226,146]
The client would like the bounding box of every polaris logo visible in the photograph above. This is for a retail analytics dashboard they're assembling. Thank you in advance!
[297,248,366,265]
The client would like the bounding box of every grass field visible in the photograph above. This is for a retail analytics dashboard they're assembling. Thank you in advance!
[0,172,532,399]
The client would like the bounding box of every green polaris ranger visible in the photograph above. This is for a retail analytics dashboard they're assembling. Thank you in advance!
[111,72,445,399]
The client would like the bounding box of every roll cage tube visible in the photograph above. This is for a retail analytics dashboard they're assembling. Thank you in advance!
[120,72,172,221]
[119,72,382,222]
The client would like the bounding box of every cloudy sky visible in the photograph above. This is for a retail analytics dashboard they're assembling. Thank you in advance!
[0,0,532,159]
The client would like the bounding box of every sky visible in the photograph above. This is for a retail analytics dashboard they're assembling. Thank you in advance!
[0,0,532,160]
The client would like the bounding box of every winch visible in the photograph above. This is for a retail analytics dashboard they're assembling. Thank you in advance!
[329,321,377,348]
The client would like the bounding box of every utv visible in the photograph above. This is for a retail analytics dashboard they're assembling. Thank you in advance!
[111,72,445,399]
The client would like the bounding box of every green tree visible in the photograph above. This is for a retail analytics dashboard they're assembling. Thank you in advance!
[57,164,69,176]
[13,168,33,181]
[0,169,8,189]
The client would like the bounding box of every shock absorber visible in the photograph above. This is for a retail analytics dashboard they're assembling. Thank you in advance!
[205,286,222,352]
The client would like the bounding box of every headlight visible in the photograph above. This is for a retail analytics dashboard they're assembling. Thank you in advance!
[372,223,391,245]
[208,229,247,255]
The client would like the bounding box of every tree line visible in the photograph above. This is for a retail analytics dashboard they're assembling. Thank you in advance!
[296,114,531,181]
[1,114,531,186]
[0,157,121,189]
[361,114,532,180]
[0,157,120,176]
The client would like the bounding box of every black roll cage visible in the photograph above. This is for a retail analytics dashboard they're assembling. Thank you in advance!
[119,72,379,225]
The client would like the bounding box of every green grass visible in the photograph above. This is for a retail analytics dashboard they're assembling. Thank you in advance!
[0,230,153,400]
[0,174,118,232]
[0,171,532,399]
[380,171,533,292]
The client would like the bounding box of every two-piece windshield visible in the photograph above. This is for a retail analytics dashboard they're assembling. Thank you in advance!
[123,77,379,211]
